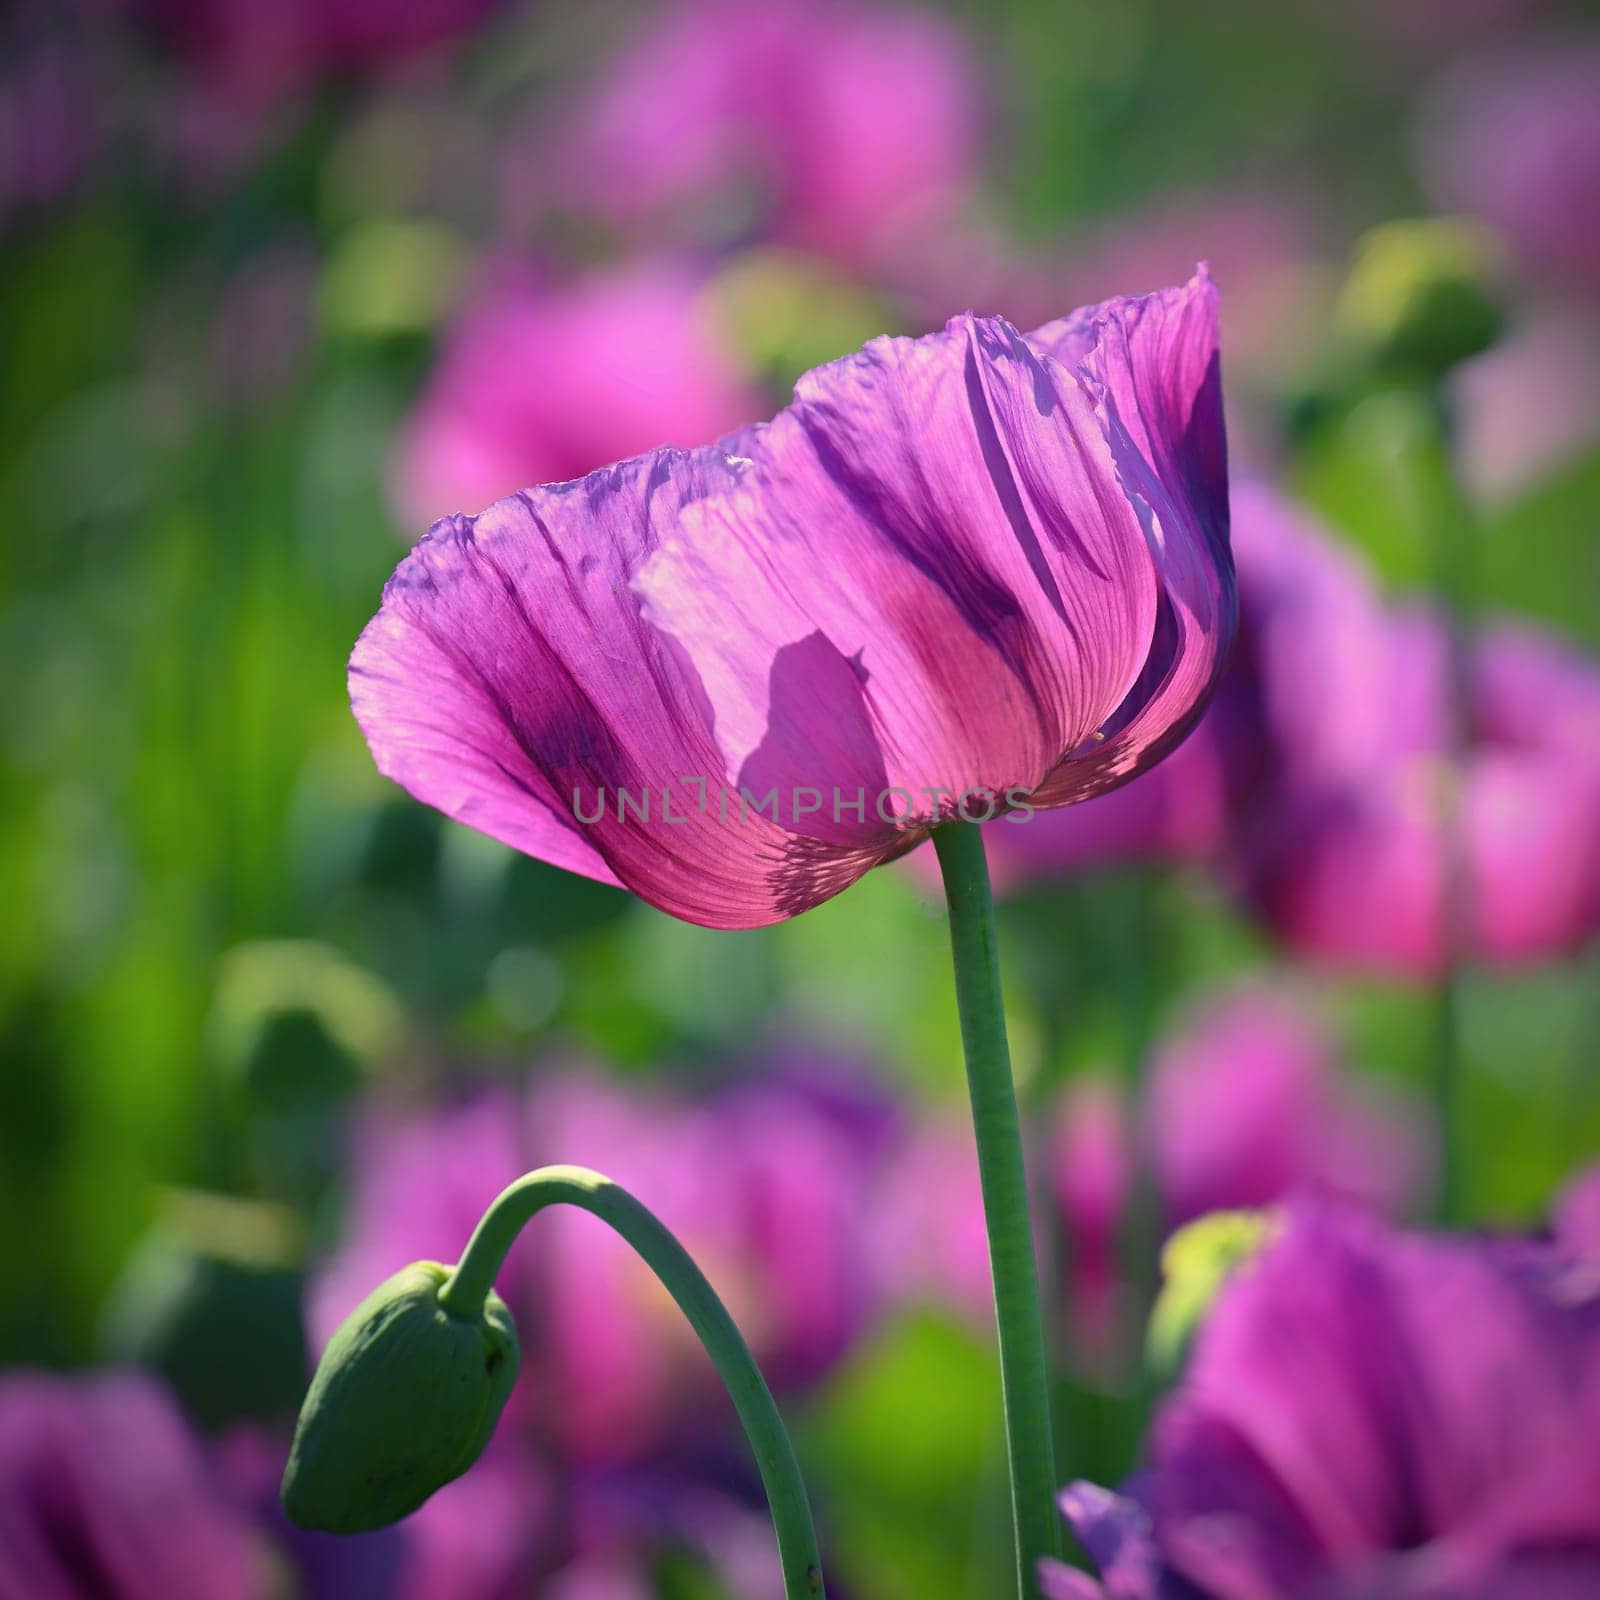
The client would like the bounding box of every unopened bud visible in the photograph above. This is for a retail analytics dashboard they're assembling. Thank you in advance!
[281,1261,517,1533]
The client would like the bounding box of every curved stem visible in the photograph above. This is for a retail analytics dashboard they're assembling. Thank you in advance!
[933,823,1061,1598]
[438,1165,824,1599]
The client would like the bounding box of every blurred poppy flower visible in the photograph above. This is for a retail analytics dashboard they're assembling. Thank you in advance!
[927,480,1359,886]
[1243,603,1600,977]
[1418,39,1600,295]
[310,1058,895,1464]
[537,0,983,269]
[0,20,108,226]
[1073,482,1600,977]
[352,272,1232,929]
[393,258,766,528]
[874,985,1426,1365]
[305,1057,890,1596]
[1055,984,1426,1360]
[0,1371,261,1600]
[1141,989,1429,1224]
[1047,1186,1600,1598]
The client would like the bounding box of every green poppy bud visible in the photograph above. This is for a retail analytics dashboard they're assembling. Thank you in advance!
[281,1260,518,1533]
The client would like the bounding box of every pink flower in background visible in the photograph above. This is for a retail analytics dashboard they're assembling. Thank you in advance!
[392,258,765,527]
[1050,1076,1135,1360]
[1557,1167,1600,1258]
[1051,988,1426,1361]
[1245,606,1600,977]
[1048,1190,1600,1599]
[0,32,106,224]
[869,1118,995,1320]
[1418,40,1600,292]
[1143,989,1429,1224]
[541,0,983,268]
[311,1060,893,1465]
[1130,483,1600,978]
[1222,483,1396,800]
[513,1067,891,1460]
[353,274,1231,929]
[877,985,1426,1359]
[305,1058,890,1596]
[954,481,1373,888]
[0,1371,261,1600]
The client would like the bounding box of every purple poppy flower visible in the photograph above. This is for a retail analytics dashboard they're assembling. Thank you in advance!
[909,478,1365,888]
[873,985,1425,1363]
[539,0,983,269]
[1556,1166,1600,1259]
[1175,484,1600,976]
[351,272,1232,929]
[1419,39,1600,293]
[1244,605,1600,976]
[1051,1076,1138,1363]
[1053,988,1425,1366]
[1046,1187,1600,1599]
[392,258,767,529]
[1144,988,1430,1227]
[0,1370,262,1600]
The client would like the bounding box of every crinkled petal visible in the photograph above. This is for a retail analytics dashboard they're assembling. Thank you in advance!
[1146,1205,1598,1596]
[1028,270,1234,804]
[636,311,1161,821]
[350,449,889,928]
[355,275,1233,926]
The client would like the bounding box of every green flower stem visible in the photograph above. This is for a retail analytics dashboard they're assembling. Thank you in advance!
[1416,387,1477,1225]
[933,822,1061,1599]
[439,1165,824,1599]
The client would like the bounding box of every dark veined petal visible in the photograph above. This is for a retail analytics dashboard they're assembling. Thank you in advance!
[1027,268,1234,805]
[352,274,1231,928]
[350,449,890,928]
[635,310,1162,817]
